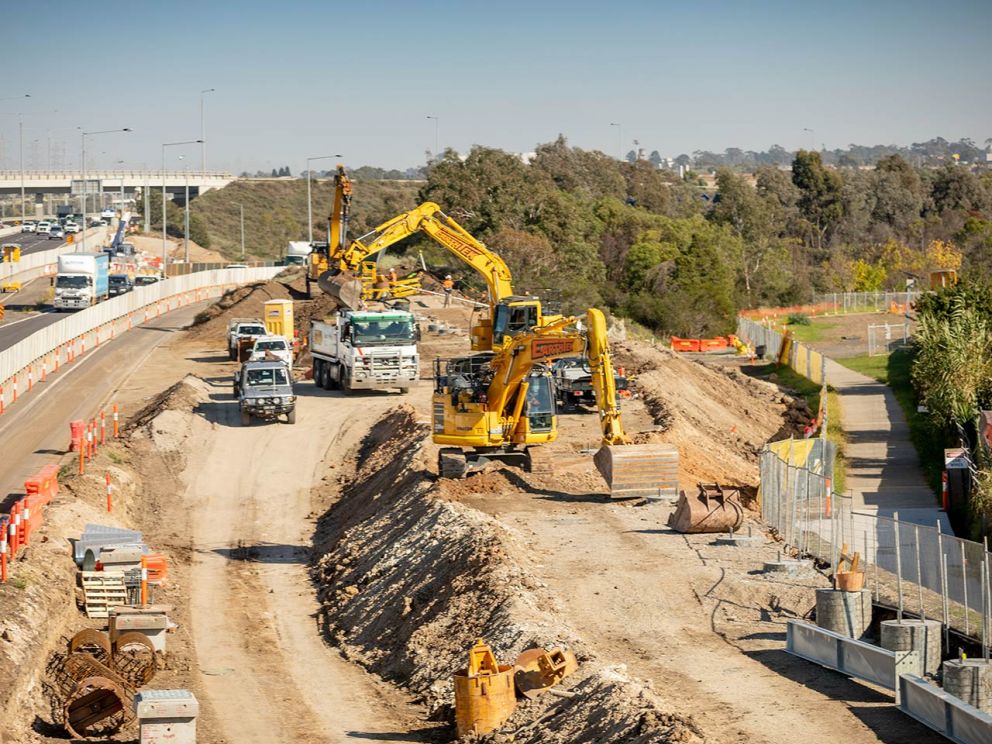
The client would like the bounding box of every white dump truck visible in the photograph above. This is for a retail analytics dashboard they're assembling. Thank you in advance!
[310,309,419,394]
[285,241,312,266]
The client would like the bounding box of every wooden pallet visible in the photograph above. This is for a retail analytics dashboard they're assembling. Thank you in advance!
[81,572,128,619]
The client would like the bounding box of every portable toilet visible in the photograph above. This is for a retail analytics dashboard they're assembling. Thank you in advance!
[264,299,294,342]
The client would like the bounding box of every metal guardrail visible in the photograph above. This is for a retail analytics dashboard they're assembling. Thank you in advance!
[786,620,920,703]
[899,674,992,744]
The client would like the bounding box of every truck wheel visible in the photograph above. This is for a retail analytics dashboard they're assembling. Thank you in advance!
[312,360,320,384]
[341,368,354,395]
[240,411,251,426]
[327,365,341,390]
[286,409,296,425]
[322,364,334,391]
[398,387,410,395]
[305,277,312,299]
[228,346,236,361]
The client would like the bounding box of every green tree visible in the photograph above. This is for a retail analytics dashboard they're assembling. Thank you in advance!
[791,150,843,250]
[871,155,923,232]
[931,165,984,214]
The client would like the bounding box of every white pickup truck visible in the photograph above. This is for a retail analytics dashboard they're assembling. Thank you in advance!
[310,309,419,394]
[227,318,267,360]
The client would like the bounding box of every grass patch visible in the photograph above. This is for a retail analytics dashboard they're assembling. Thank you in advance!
[106,448,126,465]
[837,347,943,492]
[783,319,836,344]
[11,576,28,590]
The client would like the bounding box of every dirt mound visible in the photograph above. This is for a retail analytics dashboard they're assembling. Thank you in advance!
[312,406,700,741]
[188,279,294,337]
[612,340,811,486]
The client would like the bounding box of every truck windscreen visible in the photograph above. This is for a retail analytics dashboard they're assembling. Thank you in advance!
[247,368,289,386]
[56,276,91,288]
[352,319,414,345]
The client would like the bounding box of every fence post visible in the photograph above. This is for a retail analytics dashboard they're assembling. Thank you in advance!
[914,525,925,621]
[895,514,904,621]
[962,540,970,638]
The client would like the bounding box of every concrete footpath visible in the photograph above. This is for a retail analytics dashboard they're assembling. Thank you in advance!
[825,359,951,531]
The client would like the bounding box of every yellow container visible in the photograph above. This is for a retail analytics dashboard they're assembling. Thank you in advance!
[264,299,294,341]
[453,639,516,737]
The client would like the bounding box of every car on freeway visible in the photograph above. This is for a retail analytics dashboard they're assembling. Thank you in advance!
[134,275,160,286]
[64,222,80,234]
[36,221,52,235]
[21,221,36,233]
[108,274,134,296]
[225,263,249,269]
[48,225,65,240]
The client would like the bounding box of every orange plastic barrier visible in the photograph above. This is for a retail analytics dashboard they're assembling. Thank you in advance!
[670,337,701,352]
[143,553,169,584]
[69,419,85,452]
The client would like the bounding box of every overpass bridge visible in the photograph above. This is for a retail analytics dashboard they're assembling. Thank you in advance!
[0,170,236,217]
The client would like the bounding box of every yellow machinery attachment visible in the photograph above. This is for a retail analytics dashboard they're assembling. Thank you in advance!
[668,483,745,533]
[453,639,516,737]
[513,647,578,699]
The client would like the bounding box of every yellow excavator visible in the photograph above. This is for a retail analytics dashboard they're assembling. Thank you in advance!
[432,307,678,498]
[317,201,554,352]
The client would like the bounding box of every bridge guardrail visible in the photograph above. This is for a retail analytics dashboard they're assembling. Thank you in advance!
[0,266,282,413]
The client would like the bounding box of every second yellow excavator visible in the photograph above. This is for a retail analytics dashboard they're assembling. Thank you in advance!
[317,200,555,352]
[432,308,678,498]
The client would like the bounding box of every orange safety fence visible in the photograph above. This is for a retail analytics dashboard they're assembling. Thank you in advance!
[671,335,737,353]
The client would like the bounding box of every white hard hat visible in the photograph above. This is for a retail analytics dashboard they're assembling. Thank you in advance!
[445,274,452,279]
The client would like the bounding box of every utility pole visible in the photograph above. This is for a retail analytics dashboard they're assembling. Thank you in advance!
[200,88,215,176]
[610,122,623,161]
[426,115,440,159]
[233,201,245,260]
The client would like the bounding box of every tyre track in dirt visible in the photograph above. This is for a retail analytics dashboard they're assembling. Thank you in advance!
[183,385,428,743]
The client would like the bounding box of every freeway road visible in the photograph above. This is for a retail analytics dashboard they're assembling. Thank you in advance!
[0,300,205,503]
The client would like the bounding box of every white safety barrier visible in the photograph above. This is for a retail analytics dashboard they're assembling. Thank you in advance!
[0,267,282,413]
[899,674,992,744]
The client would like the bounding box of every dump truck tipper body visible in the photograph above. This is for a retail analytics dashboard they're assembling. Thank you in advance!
[310,309,418,393]
[54,252,110,310]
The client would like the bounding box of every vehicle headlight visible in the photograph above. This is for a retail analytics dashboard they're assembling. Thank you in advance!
[274,396,283,405]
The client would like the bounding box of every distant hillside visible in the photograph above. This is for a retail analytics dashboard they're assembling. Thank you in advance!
[190,178,422,260]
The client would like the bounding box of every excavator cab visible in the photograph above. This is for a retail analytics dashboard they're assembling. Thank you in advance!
[520,371,555,434]
[472,298,545,351]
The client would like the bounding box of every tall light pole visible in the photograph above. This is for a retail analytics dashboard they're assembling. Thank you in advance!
[232,201,245,260]
[179,155,190,263]
[803,127,815,152]
[306,154,342,244]
[81,127,131,252]
[200,88,215,175]
[162,139,202,274]
[115,159,125,217]
[426,115,439,159]
[610,122,623,161]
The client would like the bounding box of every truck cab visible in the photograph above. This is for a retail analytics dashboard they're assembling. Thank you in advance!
[234,360,296,425]
[250,335,293,367]
[227,318,266,360]
[309,309,419,394]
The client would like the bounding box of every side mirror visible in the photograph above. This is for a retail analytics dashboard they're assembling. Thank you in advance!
[415,325,422,341]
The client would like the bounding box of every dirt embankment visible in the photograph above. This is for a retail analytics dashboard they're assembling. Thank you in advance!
[613,340,812,487]
[1,376,208,742]
[312,406,703,743]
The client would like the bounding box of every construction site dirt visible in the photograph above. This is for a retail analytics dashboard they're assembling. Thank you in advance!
[0,277,942,743]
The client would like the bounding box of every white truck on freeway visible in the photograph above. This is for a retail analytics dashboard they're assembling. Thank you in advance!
[310,309,418,394]
[54,252,110,310]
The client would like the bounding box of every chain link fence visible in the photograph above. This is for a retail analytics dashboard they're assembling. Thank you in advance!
[761,442,992,647]
[811,291,920,314]
[867,322,912,356]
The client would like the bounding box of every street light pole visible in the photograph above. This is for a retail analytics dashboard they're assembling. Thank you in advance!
[803,127,815,152]
[19,117,24,225]
[161,139,203,274]
[80,127,131,252]
[306,154,342,244]
[233,201,245,260]
[426,115,439,159]
[610,122,623,161]
[200,88,215,176]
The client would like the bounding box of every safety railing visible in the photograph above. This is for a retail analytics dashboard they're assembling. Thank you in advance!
[0,266,282,413]
[760,442,992,647]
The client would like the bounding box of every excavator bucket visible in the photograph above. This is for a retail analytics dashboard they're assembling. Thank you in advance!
[317,270,364,309]
[513,647,579,699]
[668,483,745,533]
[594,443,679,499]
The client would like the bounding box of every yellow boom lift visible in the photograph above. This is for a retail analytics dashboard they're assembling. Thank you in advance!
[318,201,555,351]
[432,308,678,498]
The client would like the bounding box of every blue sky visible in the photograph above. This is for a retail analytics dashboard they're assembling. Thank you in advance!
[1,0,989,173]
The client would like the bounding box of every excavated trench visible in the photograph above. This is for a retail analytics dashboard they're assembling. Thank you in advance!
[311,405,704,743]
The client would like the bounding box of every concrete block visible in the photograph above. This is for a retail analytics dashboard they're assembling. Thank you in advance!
[815,588,872,639]
[942,658,992,714]
[880,619,942,676]
[134,689,198,744]
[111,606,171,653]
